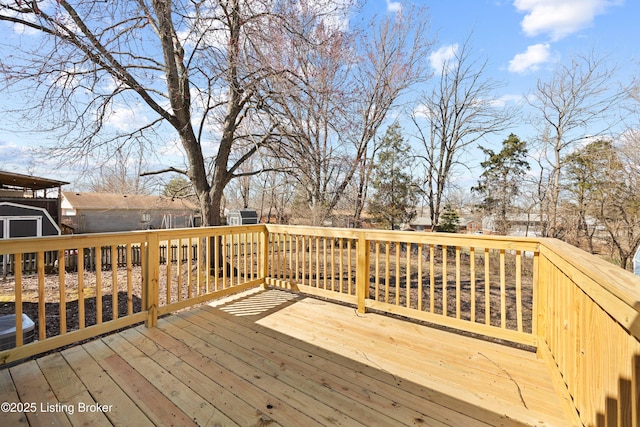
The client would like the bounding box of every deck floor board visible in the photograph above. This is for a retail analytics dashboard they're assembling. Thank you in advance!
[1,289,570,426]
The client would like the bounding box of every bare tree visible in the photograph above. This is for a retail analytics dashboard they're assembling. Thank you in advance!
[0,0,317,225]
[86,146,154,195]
[263,7,432,225]
[412,37,513,229]
[527,52,624,238]
[564,135,640,270]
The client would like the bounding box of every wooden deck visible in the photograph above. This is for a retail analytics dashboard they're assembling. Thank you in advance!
[0,289,570,426]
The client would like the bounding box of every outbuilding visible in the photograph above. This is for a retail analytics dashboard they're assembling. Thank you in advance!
[0,202,61,276]
[226,209,259,225]
[0,201,61,239]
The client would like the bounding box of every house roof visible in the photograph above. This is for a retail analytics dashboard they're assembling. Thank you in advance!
[63,192,198,211]
[0,170,69,191]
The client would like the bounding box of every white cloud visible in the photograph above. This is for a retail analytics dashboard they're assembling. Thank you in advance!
[489,94,525,107]
[412,104,431,119]
[429,43,459,74]
[103,103,149,132]
[508,43,551,73]
[386,0,402,13]
[513,0,623,41]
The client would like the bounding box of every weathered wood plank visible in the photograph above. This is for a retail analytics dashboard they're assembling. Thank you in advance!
[0,368,29,426]
[82,339,197,427]
[122,326,281,427]
[9,360,72,427]
[61,344,154,427]
[101,331,238,427]
[155,317,327,427]
[165,314,370,427]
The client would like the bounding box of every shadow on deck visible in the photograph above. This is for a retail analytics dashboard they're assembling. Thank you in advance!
[0,289,570,426]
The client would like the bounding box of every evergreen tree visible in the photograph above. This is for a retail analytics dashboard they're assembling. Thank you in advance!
[438,204,460,233]
[472,134,529,235]
[368,123,419,230]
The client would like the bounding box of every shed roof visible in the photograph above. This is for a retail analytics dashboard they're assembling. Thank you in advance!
[63,192,198,211]
[0,170,69,191]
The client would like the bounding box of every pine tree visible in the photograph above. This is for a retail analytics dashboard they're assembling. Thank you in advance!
[472,134,529,235]
[368,123,419,230]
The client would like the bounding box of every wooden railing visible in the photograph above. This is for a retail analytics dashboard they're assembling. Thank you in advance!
[265,225,539,346]
[1,224,638,426]
[537,238,640,426]
[0,225,266,363]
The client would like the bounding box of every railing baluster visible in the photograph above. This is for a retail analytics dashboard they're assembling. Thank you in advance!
[244,233,248,282]
[253,232,257,280]
[385,242,390,303]
[166,240,172,304]
[500,249,506,329]
[339,239,344,293]
[127,244,133,315]
[57,250,66,335]
[330,238,335,292]
[302,236,307,286]
[323,237,328,290]
[484,248,490,326]
[406,242,411,308]
[395,242,400,306]
[177,238,183,301]
[375,241,380,301]
[15,253,23,346]
[456,246,461,319]
[417,244,423,311]
[96,247,102,324]
[78,247,85,329]
[470,247,476,323]
[429,244,435,313]
[213,235,219,292]
[316,236,320,289]
[36,251,46,340]
[187,239,193,297]
[347,239,352,295]
[110,245,117,320]
[442,245,447,317]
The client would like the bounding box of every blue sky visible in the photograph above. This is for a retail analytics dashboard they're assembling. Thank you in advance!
[0,0,638,187]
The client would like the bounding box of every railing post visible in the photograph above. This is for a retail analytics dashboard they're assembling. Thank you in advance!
[145,232,160,328]
[356,231,368,314]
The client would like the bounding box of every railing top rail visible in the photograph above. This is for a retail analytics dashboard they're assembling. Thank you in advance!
[0,230,151,254]
[363,229,540,251]
[265,224,361,239]
[155,224,266,240]
[265,224,540,251]
[0,224,268,254]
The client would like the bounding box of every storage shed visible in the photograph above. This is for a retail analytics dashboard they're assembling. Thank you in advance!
[226,209,259,225]
[0,202,61,277]
[0,202,61,238]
